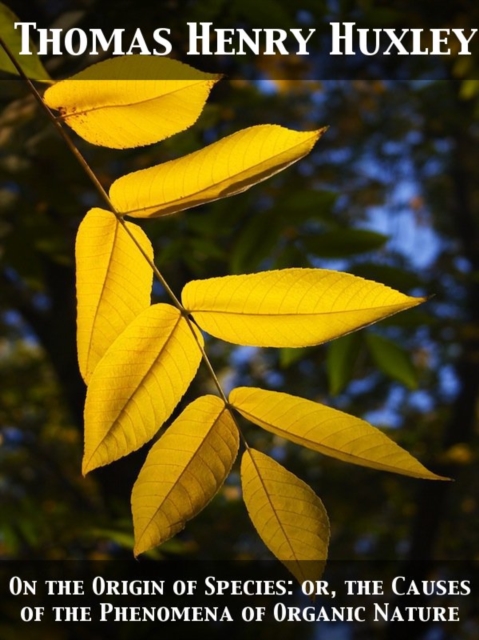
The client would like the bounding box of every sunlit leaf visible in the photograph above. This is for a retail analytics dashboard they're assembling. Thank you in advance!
[327,333,362,395]
[231,387,446,479]
[110,125,325,217]
[0,4,52,82]
[83,304,203,474]
[76,208,153,383]
[183,268,425,347]
[44,56,219,148]
[132,396,239,555]
[366,333,418,389]
[241,448,330,583]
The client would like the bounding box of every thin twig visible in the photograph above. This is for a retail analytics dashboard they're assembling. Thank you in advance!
[0,35,183,310]
[0,36,246,441]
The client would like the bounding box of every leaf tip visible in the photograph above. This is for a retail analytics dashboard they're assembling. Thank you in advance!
[411,463,451,482]
[82,451,101,476]
[81,458,93,477]
[430,472,452,482]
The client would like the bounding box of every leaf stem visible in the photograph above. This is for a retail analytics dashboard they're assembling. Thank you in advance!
[118,222,183,310]
[0,36,112,208]
[185,316,228,404]
[184,316,249,449]
[0,36,183,311]
[1,36,247,442]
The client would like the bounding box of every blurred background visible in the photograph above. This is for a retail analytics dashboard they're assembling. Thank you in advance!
[1,1,479,638]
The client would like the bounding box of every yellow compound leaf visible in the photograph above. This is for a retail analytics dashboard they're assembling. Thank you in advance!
[44,56,219,149]
[132,396,239,556]
[182,268,425,347]
[76,208,153,384]
[231,388,447,480]
[241,449,330,584]
[83,304,203,474]
[110,125,325,217]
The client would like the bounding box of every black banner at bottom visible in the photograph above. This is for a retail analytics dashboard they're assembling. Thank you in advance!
[1,560,477,639]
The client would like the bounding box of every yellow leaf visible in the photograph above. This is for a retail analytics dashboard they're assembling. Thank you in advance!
[44,56,219,149]
[241,449,329,583]
[132,396,239,555]
[110,125,325,217]
[182,268,425,347]
[76,208,153,383]
[231,388,446,480]
[83,304,203,474]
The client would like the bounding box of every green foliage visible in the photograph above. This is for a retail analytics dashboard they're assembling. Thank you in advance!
[327,333,362,396]
[303,228,388,258]
[366,333,418,390]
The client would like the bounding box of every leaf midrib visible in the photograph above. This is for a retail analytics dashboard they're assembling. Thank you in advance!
[84,312,183,471]
[188,303,414,317]
[84,216,119,380]
[60,80,209,119]
[238,407,431,479]
[136,404,229,548]
[114,131,321,216]
[246,451,305,579]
